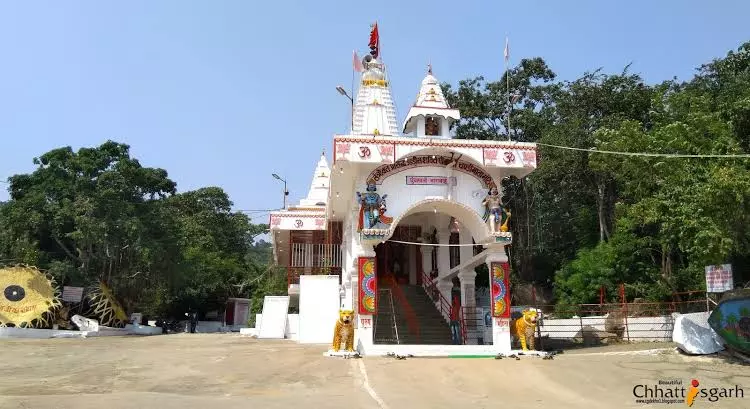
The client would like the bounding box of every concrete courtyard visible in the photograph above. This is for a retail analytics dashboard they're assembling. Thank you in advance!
[0,334,747,408]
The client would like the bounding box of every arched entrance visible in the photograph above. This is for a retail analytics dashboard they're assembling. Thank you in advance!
[372,199,493,345]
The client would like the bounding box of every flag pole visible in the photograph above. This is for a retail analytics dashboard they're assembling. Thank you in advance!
[505,36,511,142]
[351,60,355,133]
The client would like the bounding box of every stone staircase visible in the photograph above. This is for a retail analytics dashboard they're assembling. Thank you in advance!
[374,284,453,345]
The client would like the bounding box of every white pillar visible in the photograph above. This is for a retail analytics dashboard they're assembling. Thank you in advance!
[437,279,454,322]
[486,247,511,353]
[420,246,434,280]
[441,118,450,137]
[458,269,477,308]
[416,117,425,137]
[459,227,473,267]
[436,229,451,279]
[409,245,417,285]
[342,222,354,310]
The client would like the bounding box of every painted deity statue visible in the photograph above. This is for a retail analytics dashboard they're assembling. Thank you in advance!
[357,183,392,231]
[482,187,510,233]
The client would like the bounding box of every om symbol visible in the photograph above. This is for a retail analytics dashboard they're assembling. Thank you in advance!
[358,146,371,158]
[503,151,516,163]
[294,219,303,228]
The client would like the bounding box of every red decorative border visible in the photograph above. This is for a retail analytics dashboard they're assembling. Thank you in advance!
[334,135,537,151]
[358,257,377,315]
[269,213,326,218]
[490,262,511,318]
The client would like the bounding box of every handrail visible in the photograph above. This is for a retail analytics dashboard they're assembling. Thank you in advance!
[374,288,399,344]
[420,270,466,344]
[386,289,400,344]
[383,273,420,343]
[459,305,467,344]
[461,306,484,345]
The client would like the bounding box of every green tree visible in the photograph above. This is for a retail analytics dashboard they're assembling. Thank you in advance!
[0,141,275,319]
[447,41,750,304]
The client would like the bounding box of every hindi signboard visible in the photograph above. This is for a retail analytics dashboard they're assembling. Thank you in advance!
[405,176,457,186]
[705,264,734,293]
[61,286,84,303]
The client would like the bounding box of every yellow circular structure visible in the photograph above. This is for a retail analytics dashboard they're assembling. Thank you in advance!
[87,281,129,327]
[0,265,60,327]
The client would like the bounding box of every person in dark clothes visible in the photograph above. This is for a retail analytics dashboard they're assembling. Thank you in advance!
[187,311,198,333]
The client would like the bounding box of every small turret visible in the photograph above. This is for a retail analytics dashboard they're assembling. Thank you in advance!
[402,65,460,138]
[299,152,330,207]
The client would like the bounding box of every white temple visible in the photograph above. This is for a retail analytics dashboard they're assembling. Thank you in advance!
[270,27,537,356]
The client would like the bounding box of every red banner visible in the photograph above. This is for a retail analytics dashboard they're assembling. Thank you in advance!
[358,257,377,315]
[490,262,510,318]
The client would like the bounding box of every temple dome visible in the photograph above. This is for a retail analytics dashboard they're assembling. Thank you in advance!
[298,152,330,207]
[351,57,399,136]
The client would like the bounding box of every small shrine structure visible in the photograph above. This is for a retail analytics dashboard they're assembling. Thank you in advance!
[270,26,537,355]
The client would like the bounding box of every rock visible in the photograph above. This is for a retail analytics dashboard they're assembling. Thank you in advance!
[672,312,724,355]
[604,308,625,339]
[720,288,750,302]
[573,325,618,346]
[71,315,99,332]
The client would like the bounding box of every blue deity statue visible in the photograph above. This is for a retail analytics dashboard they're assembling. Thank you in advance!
[356,183,391,230]
[482,187,511,232]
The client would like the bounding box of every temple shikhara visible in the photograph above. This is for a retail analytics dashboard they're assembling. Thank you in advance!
[270,25,537,355]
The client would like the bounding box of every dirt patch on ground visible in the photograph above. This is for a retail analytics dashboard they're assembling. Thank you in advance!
[0,334,747,408]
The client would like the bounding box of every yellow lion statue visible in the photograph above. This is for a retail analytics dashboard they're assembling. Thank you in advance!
[510,308,538,351]
[332,309,355,352]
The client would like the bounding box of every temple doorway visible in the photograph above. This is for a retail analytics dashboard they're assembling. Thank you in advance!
[374,225,422,285]
[375,241,409,284]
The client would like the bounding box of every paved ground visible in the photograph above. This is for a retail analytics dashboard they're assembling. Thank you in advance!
[0,334,747,408]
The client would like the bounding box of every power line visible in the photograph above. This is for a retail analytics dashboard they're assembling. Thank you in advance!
[537,142,750,158]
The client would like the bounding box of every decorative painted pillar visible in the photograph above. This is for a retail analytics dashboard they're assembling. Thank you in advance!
[352,211,378,354]
[357,256,377,316]
[486,247,511,353]
[458,268,478,345]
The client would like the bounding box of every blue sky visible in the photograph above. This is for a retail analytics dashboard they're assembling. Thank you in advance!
[1,1,748,223]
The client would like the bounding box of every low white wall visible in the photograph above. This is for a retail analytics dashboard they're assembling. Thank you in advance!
[286,314,299,340]
[362,343,546,357]
[539,315,674,341]
[124,324,163,335]
[248,313,299,340]
[190,321,224,333]
[0,326,138,338]
[539,317,606,339]
[624,316,674,341]
[0,327,84,339]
